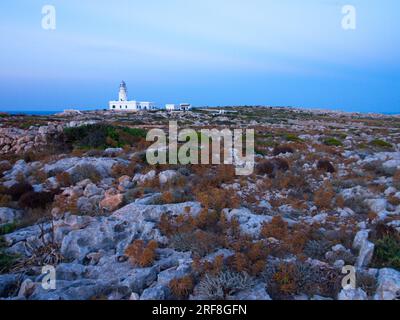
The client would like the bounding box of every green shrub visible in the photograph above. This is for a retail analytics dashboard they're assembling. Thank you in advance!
[323,137,343,147]
[0,237,19,274]
[284,133,303,142]
[370,139,393,149]
[0,223,18,236]
[255,147,268,156]
[64,124,147,149]
[373,236,400,270]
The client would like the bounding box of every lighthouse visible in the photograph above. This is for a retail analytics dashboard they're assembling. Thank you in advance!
[119,81,128,102]
[109,81,156,111]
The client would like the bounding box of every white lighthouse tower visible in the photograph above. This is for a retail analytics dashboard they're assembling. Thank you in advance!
[109,81,156,111]
[119,81,128,102]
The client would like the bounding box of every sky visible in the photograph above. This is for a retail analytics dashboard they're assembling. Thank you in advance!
[0,0,399,113]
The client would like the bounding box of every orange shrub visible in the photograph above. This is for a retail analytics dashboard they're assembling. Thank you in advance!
[231,252,248,272]
[53,193,79,214]
[196,187,240,211]
[56,172,72,187]
[394,169,400,186]
[251,260,266,276]
[111,162,137,178]
[125,240,158,267]
[261,216,288,240]
[388,195,400,206]
[161,191,174,204]
[335,195,345,208]
[283,224,310,254]
[169,275,194,299]
[31,169,48,184]
[192,254,225,276]
[195,209,220,230]
[314,182,335,210]
[271,262,298,296]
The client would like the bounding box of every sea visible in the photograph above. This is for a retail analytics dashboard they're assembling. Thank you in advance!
[1,110,61,116]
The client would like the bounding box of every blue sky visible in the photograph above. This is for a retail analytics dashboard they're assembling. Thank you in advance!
[0,0,399,113]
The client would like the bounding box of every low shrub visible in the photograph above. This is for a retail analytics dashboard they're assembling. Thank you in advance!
[111,162,137,178]
[313,182,335,210]
[195,187,240,212]
[325,248,356,265]
[123,188,144,203]
[371,223,400,270]
[64,124,147,150]
[194,271,254,300]
[357,272,378,297]
[6,182,34,201]
[256,160,274,176]
[284,133,303,142]
[317,159,335,173]
[393,170,400,190]
[0,237,19,274]
[160,190,193,204]
[256,158,289,176]
[0,223,18,236]
[31,169,48,184]
[71,164,102,184]
[373,236,400,270]
[265,261,343,299]
[323,137,342,147]
[125,240,158,267]
[170,230,220,256]
[53,193,79,215]
[273,145,294,156]
[261,216,288,240]
[18,191,54,209]
[370,139,393,149]
[56,172,72,187]
[388,195,400,206]
[274,158,289,172]
[0,194,12,207]
[169,275,195,299]
[0,161,12,178]
[344,196,370,215]
[304,240,331,260]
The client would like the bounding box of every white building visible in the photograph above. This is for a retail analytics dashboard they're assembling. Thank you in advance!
[109,81,156,111]
[165,103,192,111]
[165,104,179,111]
[180,103,192,111]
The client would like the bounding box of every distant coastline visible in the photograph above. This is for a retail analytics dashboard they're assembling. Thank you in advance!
[0,108,399,116]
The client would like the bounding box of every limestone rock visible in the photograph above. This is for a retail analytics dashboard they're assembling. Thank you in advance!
[338,288,368,300]
[374,268,400,300]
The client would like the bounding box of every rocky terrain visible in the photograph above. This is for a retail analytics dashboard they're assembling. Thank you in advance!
[1,107,400,300]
